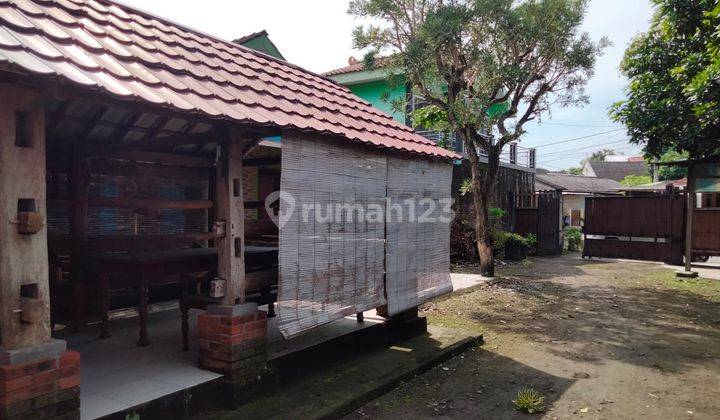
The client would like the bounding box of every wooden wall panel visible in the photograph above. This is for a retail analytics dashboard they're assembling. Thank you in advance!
[385,156,453,316]
[277,132,387,338]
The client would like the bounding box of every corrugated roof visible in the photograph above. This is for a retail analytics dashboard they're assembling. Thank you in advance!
[0,0,458,159]
[536,173,622,193]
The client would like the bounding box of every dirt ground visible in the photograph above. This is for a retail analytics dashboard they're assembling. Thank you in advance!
[345,254,720,419]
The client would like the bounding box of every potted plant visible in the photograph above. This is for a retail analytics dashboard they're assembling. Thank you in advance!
[504,233,529,261]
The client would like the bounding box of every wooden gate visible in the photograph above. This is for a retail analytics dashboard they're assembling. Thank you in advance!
[537,191,562,255]
[512,190,562,255]
[583,191,685,263]
[693,208,720,256]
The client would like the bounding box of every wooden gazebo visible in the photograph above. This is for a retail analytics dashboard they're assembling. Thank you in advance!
[0,1,458,418]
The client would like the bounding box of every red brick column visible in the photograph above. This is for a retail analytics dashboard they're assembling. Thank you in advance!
[197,308,267,376]
[0,350,80,419]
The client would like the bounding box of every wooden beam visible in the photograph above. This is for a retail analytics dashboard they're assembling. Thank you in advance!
[77,106,108,142]
[88,149,214,168]
[243,157,281,167]
[143,116,169,141]
[116,130,218,153]
[50,233,215,254]
[45,101,70,137]
[110,112,141,143]
[88,196,213,210]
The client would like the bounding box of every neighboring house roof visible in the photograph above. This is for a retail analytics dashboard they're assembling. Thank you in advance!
[323,56,391,77]
[233,30,285,61]
[0,0,457,159]
[583,161,649,182]
[536,173,622,193]
[618,178,687,192]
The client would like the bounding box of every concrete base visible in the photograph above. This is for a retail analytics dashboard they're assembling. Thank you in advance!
[0,339,66,365]
[211,326,483,419]
[677,271,699,278]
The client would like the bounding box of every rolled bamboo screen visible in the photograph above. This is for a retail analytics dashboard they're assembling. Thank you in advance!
[385,156,453,315]
[277,133,387,338]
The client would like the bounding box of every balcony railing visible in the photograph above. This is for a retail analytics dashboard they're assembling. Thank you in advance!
[415,129,536,170]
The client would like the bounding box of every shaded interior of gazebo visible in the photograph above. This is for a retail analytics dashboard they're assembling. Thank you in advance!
[44,97,282,330]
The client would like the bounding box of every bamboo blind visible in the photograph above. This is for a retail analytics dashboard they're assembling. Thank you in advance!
[385,156,453,315]
[277,134,387,338]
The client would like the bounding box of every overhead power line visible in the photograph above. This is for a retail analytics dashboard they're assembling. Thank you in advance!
[530,128,626,148]
[539,137,631,157]
[540,144,641,165]
[538,122,620,128]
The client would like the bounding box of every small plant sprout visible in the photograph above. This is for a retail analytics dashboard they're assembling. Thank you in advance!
[513,387,546,414]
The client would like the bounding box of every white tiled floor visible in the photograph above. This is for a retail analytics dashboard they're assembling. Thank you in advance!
[65,309,222,420]
[65,304,386,419]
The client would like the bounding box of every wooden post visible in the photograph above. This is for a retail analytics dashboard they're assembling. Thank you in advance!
[215,128,247,304]
[70,143,89,331]
[683,165,696,275]
[0,84,51,350]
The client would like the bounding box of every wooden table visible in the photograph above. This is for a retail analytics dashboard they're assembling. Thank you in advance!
[87,246,278,346]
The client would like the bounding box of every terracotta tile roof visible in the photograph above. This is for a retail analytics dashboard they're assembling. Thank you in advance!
[0,0,458,159]
[323,56,391,77]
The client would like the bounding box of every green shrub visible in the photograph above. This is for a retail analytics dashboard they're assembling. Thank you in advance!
[513,388,546,414]
[565,226,582,251]
[525,233,538,250]
[490,230,509,257]
[505,232,528,247]
[489,207,507,219]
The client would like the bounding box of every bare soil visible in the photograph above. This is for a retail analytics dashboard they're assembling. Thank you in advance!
[345,254,720,419]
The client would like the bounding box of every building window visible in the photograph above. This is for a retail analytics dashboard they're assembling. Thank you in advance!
[405,91,463,155]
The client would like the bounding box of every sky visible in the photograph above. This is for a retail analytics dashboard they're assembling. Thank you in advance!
[119,0,655,171]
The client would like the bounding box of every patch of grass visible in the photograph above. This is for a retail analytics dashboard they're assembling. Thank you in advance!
[646,270,720,303]
[513,387,545,414]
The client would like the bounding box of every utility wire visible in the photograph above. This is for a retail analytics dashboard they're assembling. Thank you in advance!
[528,128,626,148]
[537,122,620,128]
[540,144,641,165]
[539,137,631,157]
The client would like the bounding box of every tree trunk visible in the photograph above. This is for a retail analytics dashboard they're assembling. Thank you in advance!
[459,130,501,277]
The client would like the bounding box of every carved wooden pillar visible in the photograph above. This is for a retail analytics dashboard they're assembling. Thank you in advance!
[0,84,79,419]
[214,128,247,304]
[0,84,51,350]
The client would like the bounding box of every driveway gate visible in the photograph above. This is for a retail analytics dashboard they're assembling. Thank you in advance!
[582,192,685,263]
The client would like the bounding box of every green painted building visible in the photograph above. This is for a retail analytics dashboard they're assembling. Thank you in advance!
[234,30,285,61]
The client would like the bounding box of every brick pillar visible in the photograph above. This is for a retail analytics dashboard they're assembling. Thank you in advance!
[197,303,267,379]
[0,350,80,419]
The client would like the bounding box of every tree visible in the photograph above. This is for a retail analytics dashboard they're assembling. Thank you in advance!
[567,167,583,175]
[657,150,688,181]
[349,0,607,275]
[620,174,652,187]
[586,148,619,162]
[610,0,720,160]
